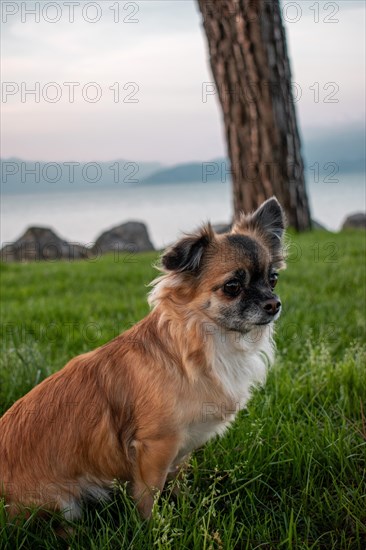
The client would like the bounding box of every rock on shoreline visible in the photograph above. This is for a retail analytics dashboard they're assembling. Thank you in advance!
[0,222,155,262]
[92,222,154,255]
[341,213,366,230]
[0,227,88,262]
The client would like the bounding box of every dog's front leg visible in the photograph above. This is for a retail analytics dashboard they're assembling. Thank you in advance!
[131,436,180,519]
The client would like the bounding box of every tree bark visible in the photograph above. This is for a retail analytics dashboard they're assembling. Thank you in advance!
[197,0,311,230]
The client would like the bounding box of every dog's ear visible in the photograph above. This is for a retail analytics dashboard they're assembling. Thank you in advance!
[250,196,286,239]
[162,224,214,274]
[232,197,286,267]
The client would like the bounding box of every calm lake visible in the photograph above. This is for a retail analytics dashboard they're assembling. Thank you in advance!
[1,173,365,249]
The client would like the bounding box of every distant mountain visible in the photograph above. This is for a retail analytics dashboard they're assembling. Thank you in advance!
[302,126,365,174]
[140,126,365,185]
[0,159,162,194]
[140,161,229,184]
[1,125,364,194]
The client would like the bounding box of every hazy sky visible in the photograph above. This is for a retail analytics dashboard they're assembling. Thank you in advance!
[1,0,365,164]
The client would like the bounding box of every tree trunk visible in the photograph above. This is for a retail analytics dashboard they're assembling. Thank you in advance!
[197,0,311,230]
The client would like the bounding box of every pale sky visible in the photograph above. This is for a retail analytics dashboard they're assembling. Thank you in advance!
[1,0,365,164]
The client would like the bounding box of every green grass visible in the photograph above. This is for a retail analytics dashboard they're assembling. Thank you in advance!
[0,230,365,550]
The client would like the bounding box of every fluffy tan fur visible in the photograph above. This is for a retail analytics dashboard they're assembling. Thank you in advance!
[0,198,286,521]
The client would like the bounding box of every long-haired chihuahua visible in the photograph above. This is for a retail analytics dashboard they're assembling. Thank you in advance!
[1,197,286,521]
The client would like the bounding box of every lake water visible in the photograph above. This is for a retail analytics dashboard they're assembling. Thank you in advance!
[1,173,365,249]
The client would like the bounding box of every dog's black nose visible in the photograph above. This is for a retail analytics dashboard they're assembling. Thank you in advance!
[262,298,281,315]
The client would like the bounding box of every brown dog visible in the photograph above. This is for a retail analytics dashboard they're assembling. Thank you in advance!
[0,197,286,521]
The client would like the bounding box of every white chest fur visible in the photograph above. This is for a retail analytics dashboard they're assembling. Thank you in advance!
[178,326,275,460]
[212,327,274,408]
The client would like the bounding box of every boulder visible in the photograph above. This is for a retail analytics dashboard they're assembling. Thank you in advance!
[0,227,88,262]
[93,221,155,255]
[342,213,366,230]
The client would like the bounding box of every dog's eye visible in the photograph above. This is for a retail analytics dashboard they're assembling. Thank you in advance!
[223,279,242,297]
[270,273,278,289]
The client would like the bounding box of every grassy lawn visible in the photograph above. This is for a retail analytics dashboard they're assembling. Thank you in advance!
[0,230,365,549]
